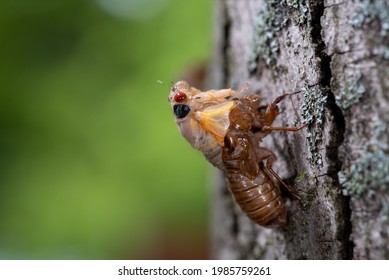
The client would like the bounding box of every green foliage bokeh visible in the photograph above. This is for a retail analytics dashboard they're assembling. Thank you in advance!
[0,0,212,259]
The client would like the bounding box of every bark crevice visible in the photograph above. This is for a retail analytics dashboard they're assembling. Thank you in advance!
[308,0,353,259]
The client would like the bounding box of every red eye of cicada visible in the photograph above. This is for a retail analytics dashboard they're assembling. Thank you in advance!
[174,92,187,102]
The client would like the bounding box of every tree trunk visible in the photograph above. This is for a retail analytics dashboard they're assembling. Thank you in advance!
[209,0,389,260]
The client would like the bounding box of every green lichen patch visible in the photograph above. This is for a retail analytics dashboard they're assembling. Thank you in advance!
[248,1,288,72]
[335,71,366,110]
[339,113,389,199]
[300,85,328,166]
[339,143,389,198]
[350,0,389,38]
[296,171,308,181]
[248,0,309,73]
[285,0,309,26]
[374,46,389,60]
[296,171,318,182]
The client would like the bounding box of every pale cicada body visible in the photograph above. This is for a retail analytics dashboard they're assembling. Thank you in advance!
[168,81,248,169]
[168,81,306,227]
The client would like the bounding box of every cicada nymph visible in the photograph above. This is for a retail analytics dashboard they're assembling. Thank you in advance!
[168,81,306,227]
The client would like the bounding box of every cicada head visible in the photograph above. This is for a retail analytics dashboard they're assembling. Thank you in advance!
[168,81,204,148]
[168,81,192,120]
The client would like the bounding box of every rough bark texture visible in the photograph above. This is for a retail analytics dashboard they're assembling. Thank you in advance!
[210,0,389,260]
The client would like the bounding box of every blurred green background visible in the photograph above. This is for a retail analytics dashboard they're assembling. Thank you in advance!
[0,0,212,259]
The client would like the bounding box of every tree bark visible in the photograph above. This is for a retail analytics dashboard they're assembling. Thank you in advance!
[210,0,389,260]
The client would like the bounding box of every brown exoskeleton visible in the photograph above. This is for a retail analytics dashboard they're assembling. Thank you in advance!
[168,81,306,227]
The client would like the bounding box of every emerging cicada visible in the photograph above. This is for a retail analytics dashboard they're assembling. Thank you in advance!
[168,81,306,227]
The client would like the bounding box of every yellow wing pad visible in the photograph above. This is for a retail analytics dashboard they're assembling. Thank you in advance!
[194,101,234,145]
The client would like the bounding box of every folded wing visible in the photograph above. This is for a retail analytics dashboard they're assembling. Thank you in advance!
[194,101,234,144]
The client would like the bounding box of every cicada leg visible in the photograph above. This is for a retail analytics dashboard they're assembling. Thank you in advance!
[262,93,290,123]
[257,147,301,200]
[262,123,307,132]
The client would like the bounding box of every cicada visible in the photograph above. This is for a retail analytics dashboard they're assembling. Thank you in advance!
[168,81,306,227]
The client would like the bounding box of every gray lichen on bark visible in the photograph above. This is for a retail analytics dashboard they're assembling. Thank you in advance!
[210,0,389,259]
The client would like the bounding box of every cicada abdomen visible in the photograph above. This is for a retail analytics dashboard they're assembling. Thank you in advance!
[226,165,287,227]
